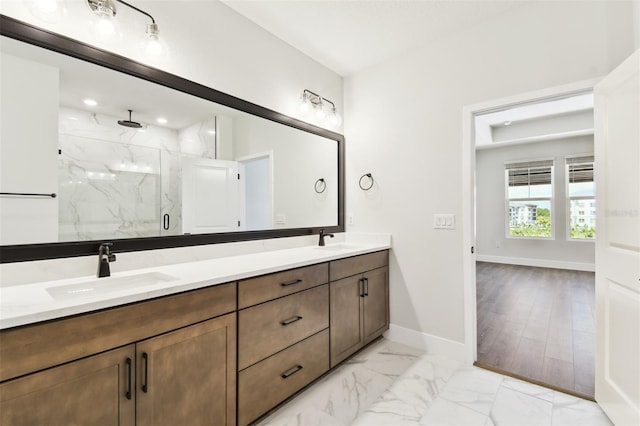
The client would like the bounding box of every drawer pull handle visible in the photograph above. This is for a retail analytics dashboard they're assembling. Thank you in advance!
[142,352,149,393]
[281,315,303,326]
[364,277,369,297]
[281,365,303,379]
[281,279,302,287]
[125,357,132,400]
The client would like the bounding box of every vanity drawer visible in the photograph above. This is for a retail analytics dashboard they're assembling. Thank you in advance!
[238,263,328,309]
[329,250,389,281]
[238,284,329,370]
[238,329,329,426]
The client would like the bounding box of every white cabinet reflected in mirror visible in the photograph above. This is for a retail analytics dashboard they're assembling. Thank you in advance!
[0,35,338,246]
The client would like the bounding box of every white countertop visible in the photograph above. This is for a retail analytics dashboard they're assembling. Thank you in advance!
[0,238,390,330]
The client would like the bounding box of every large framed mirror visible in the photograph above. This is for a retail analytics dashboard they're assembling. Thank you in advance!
[0,15,344,262]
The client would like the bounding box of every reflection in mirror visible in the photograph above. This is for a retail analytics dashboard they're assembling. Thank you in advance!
[0,35,338,246]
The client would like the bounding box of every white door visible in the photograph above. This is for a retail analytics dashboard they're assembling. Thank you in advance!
[181,157,239,234]
[240,155,273,231]
[594,50,640,426]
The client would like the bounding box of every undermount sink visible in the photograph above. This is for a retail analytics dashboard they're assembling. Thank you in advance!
[47,272,179,300]
[314,244,359,251]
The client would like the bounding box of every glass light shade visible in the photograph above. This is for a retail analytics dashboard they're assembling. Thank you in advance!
[299,95,311,114]
[315,104,326,121]
[328,109,342,127]
[26,0,65,23]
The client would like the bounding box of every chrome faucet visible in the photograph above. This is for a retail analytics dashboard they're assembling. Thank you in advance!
[318,229,334,246]
[97,242,116,278]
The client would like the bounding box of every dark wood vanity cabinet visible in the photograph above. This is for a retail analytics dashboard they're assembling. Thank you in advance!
[0,345,136,426]
[0,283,237,426]
[329,251,390,367]
[0,249,389,426]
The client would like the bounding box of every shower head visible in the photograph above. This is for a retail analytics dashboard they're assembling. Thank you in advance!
[118,110,143,128]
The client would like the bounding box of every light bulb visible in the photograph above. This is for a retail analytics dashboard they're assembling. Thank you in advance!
[26,0,64,23]
[315,105,326,121]
[145,37,163,56]
[299,95,311,114]
[96,15,115,36]
[329,108,342,127]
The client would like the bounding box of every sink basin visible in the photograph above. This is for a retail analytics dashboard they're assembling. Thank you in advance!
[47,272,178,300]
[314,244,359,251]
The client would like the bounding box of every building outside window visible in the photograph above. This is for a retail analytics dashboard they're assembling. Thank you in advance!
[566,155,595,239]
[505,159,554,238]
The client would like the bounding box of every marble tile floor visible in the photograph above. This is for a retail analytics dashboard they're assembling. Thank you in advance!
[257,339,612,426]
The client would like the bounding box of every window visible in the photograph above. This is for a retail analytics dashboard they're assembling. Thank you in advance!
[505,159,553,238]
[566,155,595,239]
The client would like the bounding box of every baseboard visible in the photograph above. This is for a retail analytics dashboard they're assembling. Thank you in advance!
[476,254,595,272]
[384,324,466,363]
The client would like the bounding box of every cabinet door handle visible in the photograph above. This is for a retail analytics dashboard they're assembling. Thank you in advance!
[281,365,303,379]
[125,357,132,400]
[281,315,303,326]
[359,278,365,297]
[281,279,302,287]
[141,352,149,393]
[163,214,170,230]
[364,277,369,297]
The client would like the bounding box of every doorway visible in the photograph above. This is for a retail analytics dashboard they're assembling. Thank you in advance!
[461,80,599,398]
[238,152,273,231]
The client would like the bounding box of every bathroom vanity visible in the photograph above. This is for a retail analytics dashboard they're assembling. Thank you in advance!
[0,243,390,426]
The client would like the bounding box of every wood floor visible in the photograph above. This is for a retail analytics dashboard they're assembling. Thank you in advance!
[476,262,595,397]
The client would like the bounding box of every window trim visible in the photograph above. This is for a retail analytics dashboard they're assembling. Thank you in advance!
[565,153,595,242]
[504,157,555,240]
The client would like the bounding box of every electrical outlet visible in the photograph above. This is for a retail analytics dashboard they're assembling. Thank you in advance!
[495,240,501,248]
[348,214,354,225]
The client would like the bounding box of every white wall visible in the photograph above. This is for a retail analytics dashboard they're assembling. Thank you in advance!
[0,0,343,131]
[491,110,593,143]
[476,136,595,270]
[344,1,634,347]
[0,52,59,244]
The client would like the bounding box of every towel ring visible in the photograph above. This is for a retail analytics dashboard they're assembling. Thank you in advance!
[315,178,327,193]
[359,173,374,191]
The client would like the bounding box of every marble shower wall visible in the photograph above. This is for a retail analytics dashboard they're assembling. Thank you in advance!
[58,106,215,241]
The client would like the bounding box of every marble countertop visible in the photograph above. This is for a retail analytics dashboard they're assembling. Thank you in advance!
[0,236,390,330]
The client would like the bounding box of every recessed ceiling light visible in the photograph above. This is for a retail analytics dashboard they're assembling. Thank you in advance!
[503,120,512,126]
[83,99,98,107]
[156,117,167,124]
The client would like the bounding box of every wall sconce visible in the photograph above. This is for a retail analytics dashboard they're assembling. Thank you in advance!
[299,89,342,127]
[86,0,166,55]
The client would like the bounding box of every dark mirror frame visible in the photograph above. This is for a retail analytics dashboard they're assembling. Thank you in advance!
[0,15,344,263]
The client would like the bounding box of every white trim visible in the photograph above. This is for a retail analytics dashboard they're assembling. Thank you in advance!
[476,129,594,150]
[384,324,467,364]
[476,254,595,272]
[462,78,600,367]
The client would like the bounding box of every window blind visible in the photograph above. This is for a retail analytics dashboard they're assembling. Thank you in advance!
[506,160,553,187]
[566,156,594,183]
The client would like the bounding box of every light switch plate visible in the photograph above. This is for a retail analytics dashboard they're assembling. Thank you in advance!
[433,214,455,230]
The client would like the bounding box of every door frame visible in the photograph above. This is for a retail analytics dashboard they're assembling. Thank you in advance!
[461,78,601,364]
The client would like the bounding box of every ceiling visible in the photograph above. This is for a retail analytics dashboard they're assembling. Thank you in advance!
[223,0,530,76]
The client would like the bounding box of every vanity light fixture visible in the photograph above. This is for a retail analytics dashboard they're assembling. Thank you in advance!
[299,89,341,128]
[86,0,165,55]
